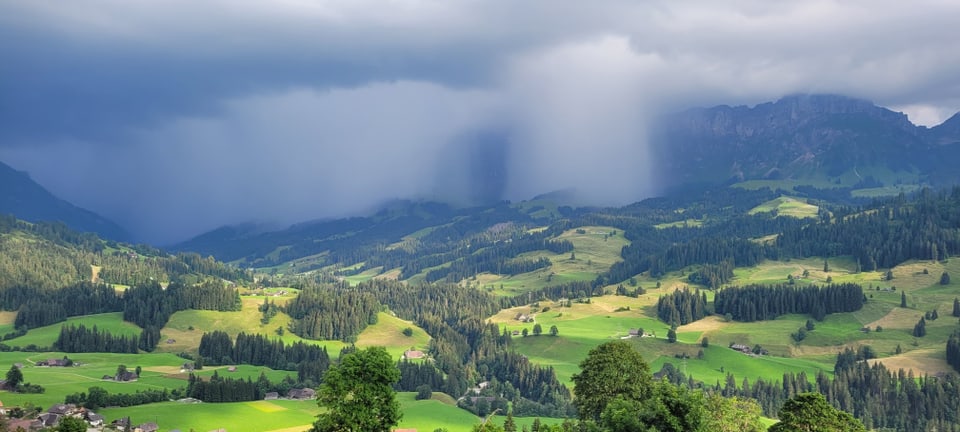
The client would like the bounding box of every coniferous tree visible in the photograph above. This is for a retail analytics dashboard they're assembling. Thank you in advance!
[912,317,927,337]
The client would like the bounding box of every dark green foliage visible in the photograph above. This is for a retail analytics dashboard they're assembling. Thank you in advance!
[714,283,863,322]
[198,330,330,376]
[395,359,446,393]
[402,327,414,337]
[947,330,960,373]
[913,317,927,337]
[953,297,960,317]
[415,384,432,400]
[942,271,951,285]
[687,259,735,288]
[572,341,652,422]
[55,415,89,432]
[53,324,138,353]
[138,325,161,352]
[64,386,172,409]
[656,287,709,326]
[311,347,401,432]
[284,283,379,341]
[5,364,23,388]
[901,291,908,308]
[667,328,677,343]
[769,393,865,432]
[123,280,240,329]
[186,371,284,403]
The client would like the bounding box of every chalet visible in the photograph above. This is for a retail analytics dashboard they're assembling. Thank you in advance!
[112,417,131,429]
[87,412,105,427]
[37,412,61,428]
[511,330,520,336]
[181,362,195,372]
[514,313,529,321]
[47,403,76,415]
[288,388,317,399]
[39,358,70,367]
[403,350,425,360]
[136,422,160,432]
[729,343,752,354]
[628,329,641,337]
[166,339,176,344]
[264,392,279,400]
[227,366,238,372]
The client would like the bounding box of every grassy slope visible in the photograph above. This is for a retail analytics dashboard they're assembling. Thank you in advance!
[493,254,960,389]
[748,196,819,219]
[3,312,142,349]
[0,351,191,407]
[469,226,629,296]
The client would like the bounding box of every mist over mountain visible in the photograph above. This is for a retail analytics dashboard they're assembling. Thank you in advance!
[0,160,129,240]
[651,94,960,187]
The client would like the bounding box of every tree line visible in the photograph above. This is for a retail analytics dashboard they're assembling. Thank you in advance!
[714,283,864,322]
[283,284,380,341]
[656,287,709,326]
[53,324,139,354]
[198,330,331,385]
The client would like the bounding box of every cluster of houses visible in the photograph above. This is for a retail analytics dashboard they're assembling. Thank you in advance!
[0,401,185,432]
[35,358,72,367]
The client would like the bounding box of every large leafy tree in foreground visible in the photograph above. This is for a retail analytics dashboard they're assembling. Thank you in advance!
[310,346,401,432]
[572,341,653,422]
[769,393,865,432]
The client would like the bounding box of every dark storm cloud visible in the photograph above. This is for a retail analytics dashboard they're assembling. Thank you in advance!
[2,1,960,243]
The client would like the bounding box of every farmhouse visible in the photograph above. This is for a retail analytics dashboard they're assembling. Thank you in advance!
[264,392,279,400]
[87,412,105,427]
[136,422,160,432]
[116,370,138,382]
[730,343,752,354]
[288,388,317,399]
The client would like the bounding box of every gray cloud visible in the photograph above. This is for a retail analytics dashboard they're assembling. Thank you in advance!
[2,0,960,242]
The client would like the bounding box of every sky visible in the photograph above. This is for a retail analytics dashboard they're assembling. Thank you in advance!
[2,1,960,244]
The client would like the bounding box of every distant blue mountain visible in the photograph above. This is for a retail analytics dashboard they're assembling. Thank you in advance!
[0,160,129,240]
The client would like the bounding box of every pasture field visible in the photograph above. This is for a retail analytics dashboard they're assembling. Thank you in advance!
[496,256,960,388]
[0,351,191,407]
[3,312,142,349]
[477,226,629,296]
[748,196,819,219]
[97,392,563,432]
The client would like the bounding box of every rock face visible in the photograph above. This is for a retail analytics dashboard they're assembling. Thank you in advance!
[650,94,960,187]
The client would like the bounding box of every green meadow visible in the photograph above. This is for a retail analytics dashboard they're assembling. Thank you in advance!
[97,392,563,432]
[748,196,819,219]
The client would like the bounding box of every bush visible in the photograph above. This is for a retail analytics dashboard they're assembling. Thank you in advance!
[415,384,432,400]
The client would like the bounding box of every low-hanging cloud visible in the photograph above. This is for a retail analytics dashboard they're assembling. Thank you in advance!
[2,0,960,242]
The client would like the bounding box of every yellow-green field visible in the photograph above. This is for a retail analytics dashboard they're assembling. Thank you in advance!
[748,196,819,219]
[473,226,629,296]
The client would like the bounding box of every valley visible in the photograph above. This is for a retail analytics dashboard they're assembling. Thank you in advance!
[3,95,960,431]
